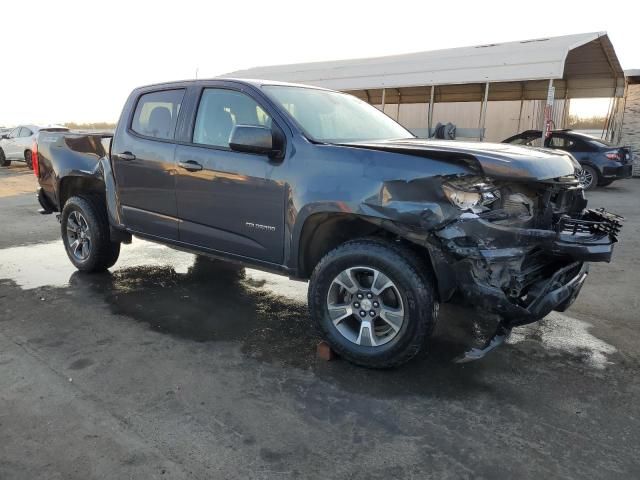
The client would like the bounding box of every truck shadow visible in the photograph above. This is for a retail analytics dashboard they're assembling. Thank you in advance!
[68,256,519,398]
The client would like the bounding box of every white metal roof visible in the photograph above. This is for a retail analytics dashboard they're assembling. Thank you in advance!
[226,32,625,102]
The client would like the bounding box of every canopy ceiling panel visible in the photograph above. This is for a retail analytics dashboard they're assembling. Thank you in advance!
[226,32,625,102]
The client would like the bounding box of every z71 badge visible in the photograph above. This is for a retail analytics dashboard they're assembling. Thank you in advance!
[245,222,276,232]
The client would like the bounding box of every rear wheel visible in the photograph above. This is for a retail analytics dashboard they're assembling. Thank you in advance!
[61,195,120,272]
[578,165,598,190]
[308,239,438,368]
[0,149,9,167]
[24,150,33,170]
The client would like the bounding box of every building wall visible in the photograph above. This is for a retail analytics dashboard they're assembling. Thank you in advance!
[381,99,567,143]
[620,84,640,176]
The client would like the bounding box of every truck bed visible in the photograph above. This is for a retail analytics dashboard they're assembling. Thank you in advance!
[36,131,113,212]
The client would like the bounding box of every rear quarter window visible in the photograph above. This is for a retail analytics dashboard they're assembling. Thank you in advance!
[131,89,185,140]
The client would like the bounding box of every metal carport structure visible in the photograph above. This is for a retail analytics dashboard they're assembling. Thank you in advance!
[226,32,626,141]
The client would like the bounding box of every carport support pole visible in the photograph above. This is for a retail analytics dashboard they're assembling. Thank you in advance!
[381,88,386,113]
[541,79,554,143]
[516,82,524,133]
[517,99,524,132]
[428,85,435,136]
[478,82,489,141]
[562,86,570,129]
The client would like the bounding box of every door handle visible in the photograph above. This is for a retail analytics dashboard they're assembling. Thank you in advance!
[178,160,203,172]
[117,151,136,161]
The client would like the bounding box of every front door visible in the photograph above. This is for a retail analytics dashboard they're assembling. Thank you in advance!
[174,87,285,264]
[111,88,185,240]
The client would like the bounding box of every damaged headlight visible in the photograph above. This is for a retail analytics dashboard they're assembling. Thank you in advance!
[442,176,500,211]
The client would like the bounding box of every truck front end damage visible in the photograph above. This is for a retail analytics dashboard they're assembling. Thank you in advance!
[337,139,622,361]
[428,175,622,361]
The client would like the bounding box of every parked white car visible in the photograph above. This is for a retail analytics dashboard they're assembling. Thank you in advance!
[0,125,69,168]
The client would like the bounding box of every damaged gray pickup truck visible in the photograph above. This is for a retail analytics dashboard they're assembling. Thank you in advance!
[34,79,622,368]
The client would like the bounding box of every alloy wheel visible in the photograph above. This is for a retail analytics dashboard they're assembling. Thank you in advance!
[66,211,92,261]
[326,266,404,347]
[577,168,594,189]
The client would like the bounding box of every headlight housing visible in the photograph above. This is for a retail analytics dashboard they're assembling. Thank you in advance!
[442,176,499,211]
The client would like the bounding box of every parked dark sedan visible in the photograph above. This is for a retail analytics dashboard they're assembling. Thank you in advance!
[503,129,633,190]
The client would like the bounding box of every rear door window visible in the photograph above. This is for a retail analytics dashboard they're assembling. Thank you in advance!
[549,135,568,148]
[550,135,586,152]
[131,89,185,140]
[19,127,33,137]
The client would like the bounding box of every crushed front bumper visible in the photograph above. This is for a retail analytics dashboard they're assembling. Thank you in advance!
[453,258,588,322]
[432,208,622,322]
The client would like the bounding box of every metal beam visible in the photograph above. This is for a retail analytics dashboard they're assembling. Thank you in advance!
[562,86,570,129]
[516,82,524,132]
[396,89,401,121]
[427,85,435,136]
[541,79,554,144]
[381,88,386,112]
[478,82,489,141]
[616,82,630,144]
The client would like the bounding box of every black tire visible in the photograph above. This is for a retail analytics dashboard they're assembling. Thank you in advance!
[25,150,33,170]
[0,149,10,167]
[579,165,599,191]
[598,179,614,187]
[61,195,121,272]
[308,239,438,368]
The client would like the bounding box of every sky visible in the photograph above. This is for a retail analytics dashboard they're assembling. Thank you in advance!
[1,0,637,126]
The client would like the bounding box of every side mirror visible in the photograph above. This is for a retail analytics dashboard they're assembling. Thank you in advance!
[0,135,8,140]
[229,125,273,155]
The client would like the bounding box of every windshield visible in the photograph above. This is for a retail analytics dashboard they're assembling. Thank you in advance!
[262,85,413,143]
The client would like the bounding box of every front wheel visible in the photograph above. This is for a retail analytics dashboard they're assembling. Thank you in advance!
[308,239,438,368]
[61,195,121,272]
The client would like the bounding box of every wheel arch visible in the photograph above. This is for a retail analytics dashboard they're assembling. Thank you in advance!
[579,159,601,172]
[58,174,106,210]
[295,210,436,282]
[297,213,381,279]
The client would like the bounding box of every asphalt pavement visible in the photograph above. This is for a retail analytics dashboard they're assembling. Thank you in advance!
[1,163,639,479]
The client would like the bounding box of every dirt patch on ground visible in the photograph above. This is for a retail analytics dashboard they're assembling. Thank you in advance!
[0,166,36,198]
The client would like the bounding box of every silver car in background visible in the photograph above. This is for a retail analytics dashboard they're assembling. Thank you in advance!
[0,125,69,168]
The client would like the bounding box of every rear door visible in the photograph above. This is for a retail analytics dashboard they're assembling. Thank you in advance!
[4,128,21,158]
[111,88,185,240]
[174,84,286,264]
[548,134,591,161]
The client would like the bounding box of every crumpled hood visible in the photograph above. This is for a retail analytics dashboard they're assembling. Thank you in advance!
[343,138,580,181]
